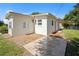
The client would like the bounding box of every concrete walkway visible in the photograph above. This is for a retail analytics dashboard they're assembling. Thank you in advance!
[23,36,67,56]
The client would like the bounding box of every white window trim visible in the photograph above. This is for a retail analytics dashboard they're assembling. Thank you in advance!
[38,19,42,25]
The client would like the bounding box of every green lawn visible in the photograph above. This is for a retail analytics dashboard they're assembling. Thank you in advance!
[63,29,79,40]
[0,35,24,56]
[63,29,79,56]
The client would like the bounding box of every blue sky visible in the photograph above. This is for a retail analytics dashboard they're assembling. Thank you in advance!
[0,3,76,21]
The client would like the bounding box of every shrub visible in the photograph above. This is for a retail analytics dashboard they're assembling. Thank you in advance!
[0,25,8,34]
[0,21,4,26]
[62,22,69,28]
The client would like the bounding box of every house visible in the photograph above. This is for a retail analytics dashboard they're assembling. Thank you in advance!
[5,12,61,37]
[5,12,67,56]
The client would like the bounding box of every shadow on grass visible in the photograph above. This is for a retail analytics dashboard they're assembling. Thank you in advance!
[65,38,79,56]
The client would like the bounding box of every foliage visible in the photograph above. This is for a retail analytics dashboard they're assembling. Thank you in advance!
[32,12,41,15]
[0,25,8,34]
[64,14,70,20]
[0,35,24,56]
[64,3,79,20]
[62,22,70,28]
[63,3,79,27]
[0,21,4,26]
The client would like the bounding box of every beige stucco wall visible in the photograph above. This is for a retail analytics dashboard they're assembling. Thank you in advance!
[55,21,59,31]
[8,14,34,37]
[47,17,55,34]
[8,13,60,36]
[34,15,60,36]
[47,16,60,35]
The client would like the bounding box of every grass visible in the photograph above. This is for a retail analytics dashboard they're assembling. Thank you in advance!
[0,35,24,56]
[63,29,79,56]
[63,29,79,40]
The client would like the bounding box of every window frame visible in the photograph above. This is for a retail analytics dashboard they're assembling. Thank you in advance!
[38,19,42,25]
[52,20,53,26]
[23,22,26,28]
[9,22,12,29]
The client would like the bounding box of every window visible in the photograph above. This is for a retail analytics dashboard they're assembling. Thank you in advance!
[32,20,34,23]
[52,20,53,26]
[9,22,12,29]
[38,20,42,25]
[35,20,36,24]
[23,22,26,28]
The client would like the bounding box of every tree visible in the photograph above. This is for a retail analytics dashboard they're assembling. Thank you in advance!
[0,20,8,33]
[31,12,41,15]
[0,21,4,26]
[72,3,79,27]
[64,14,70,20]
[63,3,79,29]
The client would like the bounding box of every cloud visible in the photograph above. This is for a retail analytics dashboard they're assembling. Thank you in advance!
[6,10,14,13]
[22,12,31,15]
[3,19,8,24]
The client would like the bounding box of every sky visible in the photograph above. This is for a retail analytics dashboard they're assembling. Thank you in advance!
[0,3,76,23]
